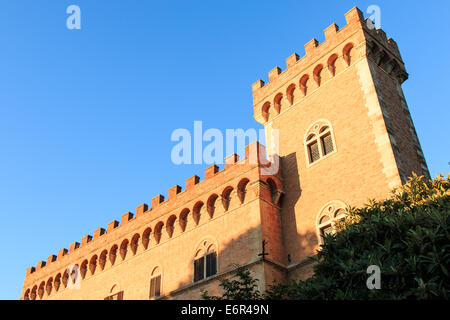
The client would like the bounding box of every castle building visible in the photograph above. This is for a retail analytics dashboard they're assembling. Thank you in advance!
[21,7,429,300]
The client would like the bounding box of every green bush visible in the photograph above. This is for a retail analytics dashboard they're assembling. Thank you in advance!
[206,174,450,300]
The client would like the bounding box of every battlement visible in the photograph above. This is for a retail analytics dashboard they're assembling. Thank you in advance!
[252,7,407,124]
[22,141,281,295]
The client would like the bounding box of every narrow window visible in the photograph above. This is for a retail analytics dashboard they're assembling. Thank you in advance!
[149,275,161,298]
[321,133,334,155]
[194,256,205,282]
[205,252,217,278]
[308,141,320,163]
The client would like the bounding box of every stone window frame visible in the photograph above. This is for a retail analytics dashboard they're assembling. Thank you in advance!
[316,200,347,245]
[192,238,218,283]
[304,119,337,167]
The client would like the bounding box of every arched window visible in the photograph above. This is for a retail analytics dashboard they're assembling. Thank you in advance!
[317,201,347,244]
[149,266,162,299]
[305,120,336,165]
[193,240,218,282]
[104,284,123,300]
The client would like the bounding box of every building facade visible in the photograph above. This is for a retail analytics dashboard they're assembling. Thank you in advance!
[21,7,429,300]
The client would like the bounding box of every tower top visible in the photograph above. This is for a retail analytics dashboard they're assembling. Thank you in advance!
[251,7,407,124]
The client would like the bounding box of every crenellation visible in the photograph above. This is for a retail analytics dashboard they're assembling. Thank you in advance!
[57,248,67,260]
[81,235,92,247]
[324,23,339,40]
[135,203,149,217]
[121,212,134,225]
[23,142,276,290]
[205,164,219,179]
[26,267,35,276]
[168,185,182,200]
[46,255,57,265]
[152,195,165,208]
[268,67,282,82]
[344,6,364,25]
[224,154,239,169]
[186,175,200,190]
[304,38,319,55]
[36,261,46,271]
[93,227,106,240]
[285,53,299,68]
[107,220,119,233]
[69,242,80,254]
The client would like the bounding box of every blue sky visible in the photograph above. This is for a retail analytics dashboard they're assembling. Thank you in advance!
[0,1,448,299]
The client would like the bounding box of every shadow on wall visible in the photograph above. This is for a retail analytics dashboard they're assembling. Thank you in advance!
[167,220,318,299]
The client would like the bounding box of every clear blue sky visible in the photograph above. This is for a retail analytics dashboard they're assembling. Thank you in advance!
[0,1,448,299]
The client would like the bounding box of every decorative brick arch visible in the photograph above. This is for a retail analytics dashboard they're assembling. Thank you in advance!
[313,64,324,86]
[327,53,338,77]
[131,233,140,255]
[89,254,98,275]
[262,101,271,122]
[192,201,204,225]
[273,92,283,114]
[154,222,164,244]
[166,215,177,238]
[109,244,118,265]
[99,250,108,270]
[237,178,250,204]
[221,186,234,211]
[343,42,354,66]
[299,74,310,96]
[142,227,152,249]
[286,83,296,105]
[80,259,88,279]
[46,277,53,296]
[206,194,218,218]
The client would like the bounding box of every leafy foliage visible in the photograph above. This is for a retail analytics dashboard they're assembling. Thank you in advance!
[205,174,450,300]
[202,268,262,300]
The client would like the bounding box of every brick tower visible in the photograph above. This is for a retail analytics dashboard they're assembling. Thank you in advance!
[251,7,429,279]
[21,7,429,299]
